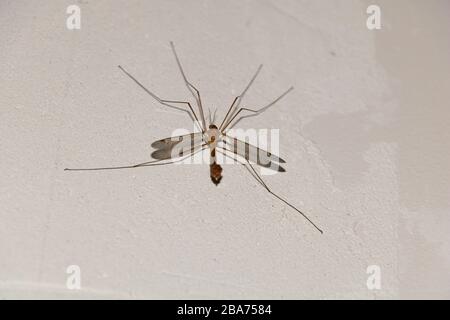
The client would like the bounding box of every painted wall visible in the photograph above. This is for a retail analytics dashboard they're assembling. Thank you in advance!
[1,0,449,299]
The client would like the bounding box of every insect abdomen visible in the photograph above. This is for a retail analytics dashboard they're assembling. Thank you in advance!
[210,162,223,186]
[209,148,222,185]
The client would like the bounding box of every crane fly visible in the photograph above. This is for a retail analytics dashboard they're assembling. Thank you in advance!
[65,42,323,234]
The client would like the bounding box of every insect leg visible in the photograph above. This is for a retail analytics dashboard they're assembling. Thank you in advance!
[118,65,204,132]
[65,144,207,171]
[221,86,294,132]
[170,42,207,131]
[219,64,263,131]
[216,147,323,234]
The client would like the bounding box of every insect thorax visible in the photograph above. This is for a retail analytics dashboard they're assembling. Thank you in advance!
[205,124,221,148]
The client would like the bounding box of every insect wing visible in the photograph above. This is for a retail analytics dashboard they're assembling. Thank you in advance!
[223,135,286,172]
[151,132,204,160]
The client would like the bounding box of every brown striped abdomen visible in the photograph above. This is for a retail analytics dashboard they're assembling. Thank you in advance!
[209,148,222,185]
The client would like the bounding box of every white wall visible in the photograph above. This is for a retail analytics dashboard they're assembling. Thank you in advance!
[0,0,449,299]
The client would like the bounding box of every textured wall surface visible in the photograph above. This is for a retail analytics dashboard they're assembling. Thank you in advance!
[1,0,449,299]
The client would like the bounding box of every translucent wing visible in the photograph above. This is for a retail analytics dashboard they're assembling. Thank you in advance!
[222,135,286,172]
[151,132,204,160]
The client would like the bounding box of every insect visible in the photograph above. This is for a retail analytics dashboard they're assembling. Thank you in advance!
[65,42,323,234]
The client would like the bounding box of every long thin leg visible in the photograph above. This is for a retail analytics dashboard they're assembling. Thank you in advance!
[118,65,204,132]
[219,64,263,131]
[170,42,207,131]
[222,86,294,133]
[216,147,323,234]
[218,96,240,130]
[211,108,217,124]
[64,144,207,171]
